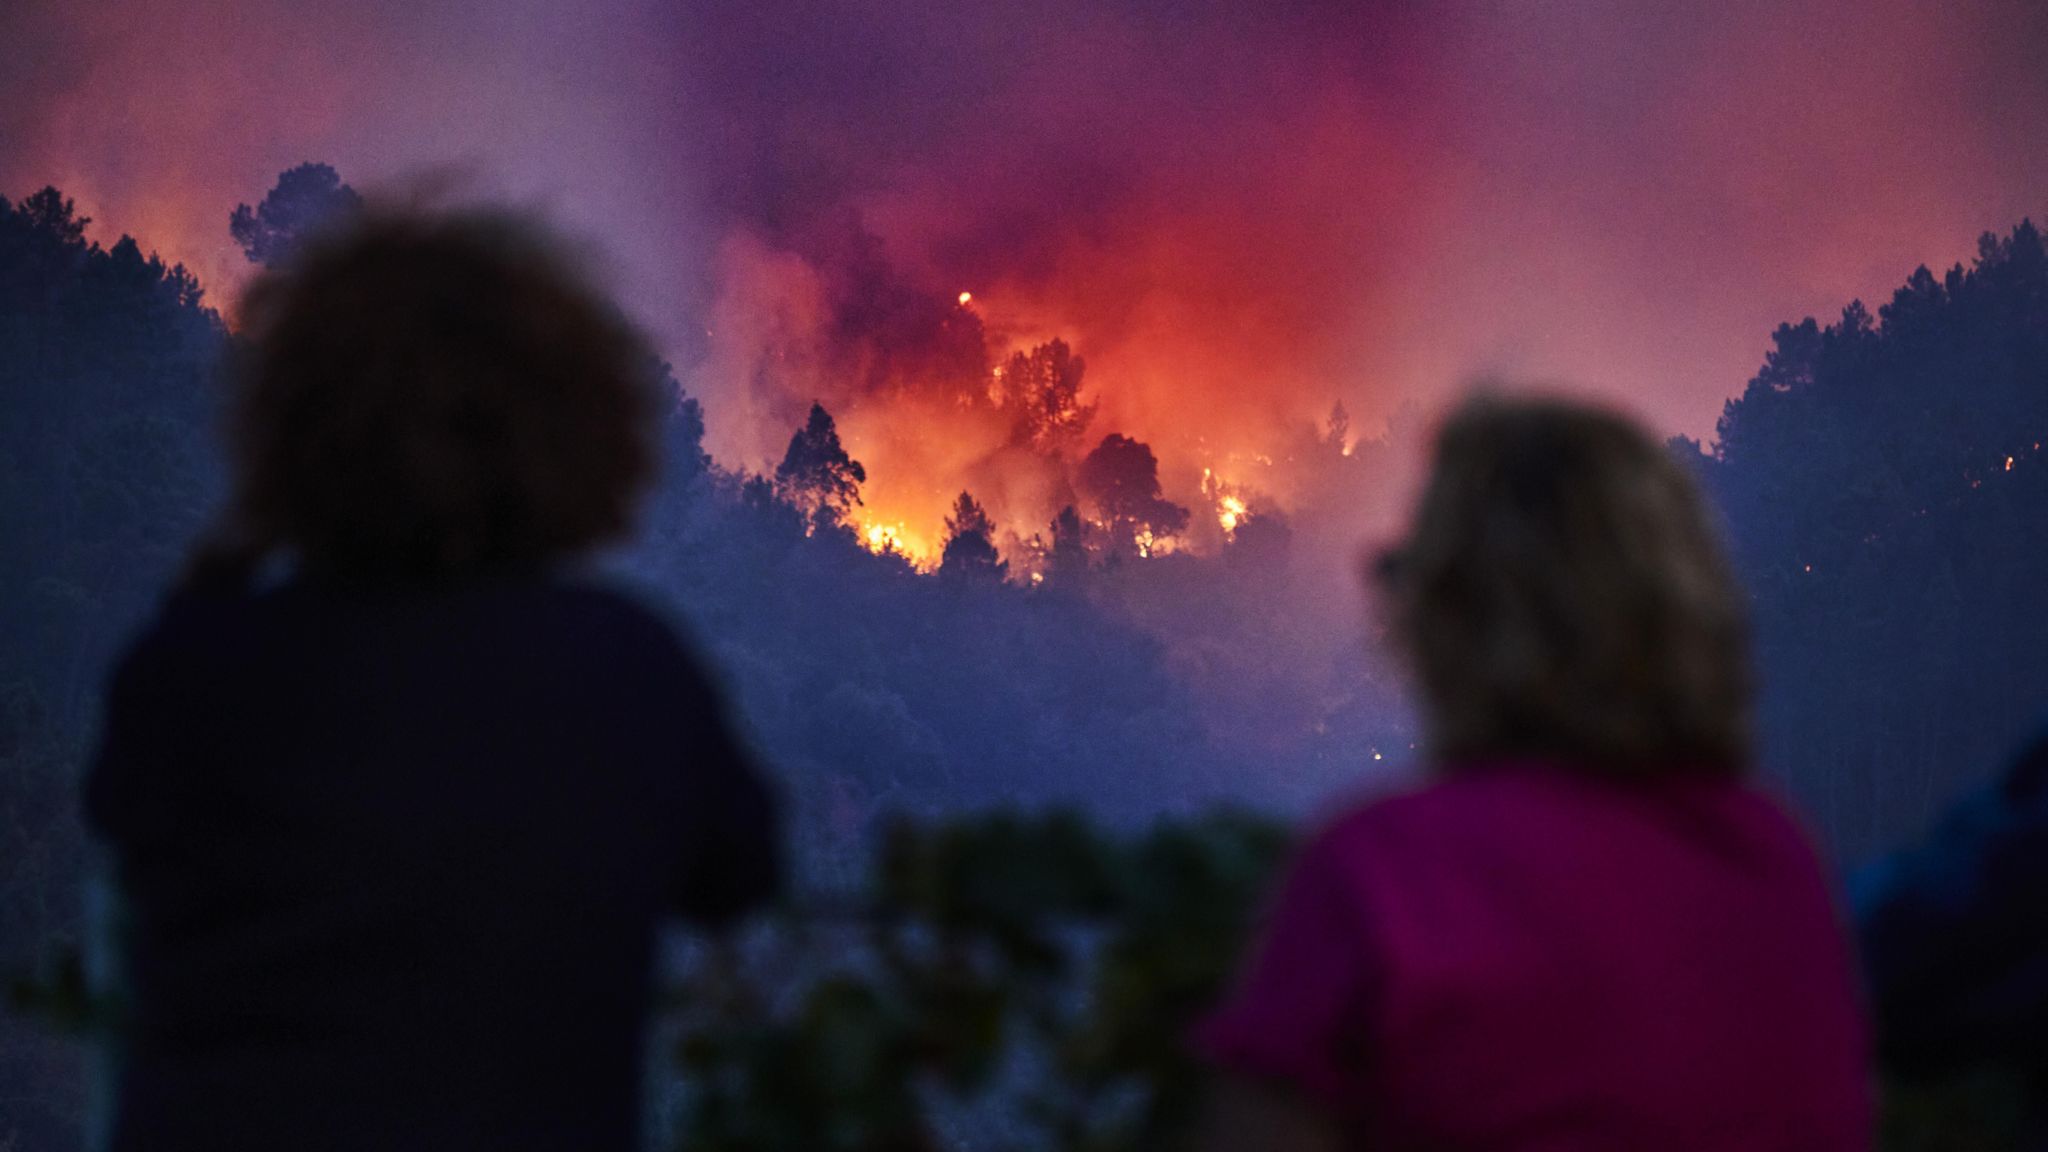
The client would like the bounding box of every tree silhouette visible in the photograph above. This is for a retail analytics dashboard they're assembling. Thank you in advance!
[1323,401,1351,454]
[648,358,708,484]
[1077,434,1190,555]
[1,186,227,1149]
[229,163,362,268]
[774,402,867,530]
[998,339,1095,453]
[1704,218,2048,856]
[1046,505,1090,584]
[939,491,1005,581]
[14,188,89,246]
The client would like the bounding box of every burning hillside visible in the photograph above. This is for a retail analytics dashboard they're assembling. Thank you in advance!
[699,228,1373,580]
[6,0,2043,508]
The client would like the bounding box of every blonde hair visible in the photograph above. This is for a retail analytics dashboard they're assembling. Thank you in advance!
[1381,395,1752,775]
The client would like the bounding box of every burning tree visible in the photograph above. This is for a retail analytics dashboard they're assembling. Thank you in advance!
[1077,434,1190,558]
[1323,400,1351,454]
[938,491,1005,581]
[997,338,1095,453]
[1045,505,1090,584]
[775,402,867,531]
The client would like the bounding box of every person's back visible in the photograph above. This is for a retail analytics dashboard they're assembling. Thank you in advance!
[1194,397,1872,1150]
[83,206,780,1150]
[91,581,774,1149]
[1203,764,1866,1149]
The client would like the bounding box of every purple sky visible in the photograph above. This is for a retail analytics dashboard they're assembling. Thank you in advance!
[5,0,2044,471]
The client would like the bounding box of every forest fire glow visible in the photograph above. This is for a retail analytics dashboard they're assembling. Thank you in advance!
[10,0,2030,600]
[1218,495,1249,534]
[860,520,937,569]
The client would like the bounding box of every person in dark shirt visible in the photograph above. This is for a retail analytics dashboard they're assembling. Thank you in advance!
[83,206,780,1150]
[1853,719,2048,1141]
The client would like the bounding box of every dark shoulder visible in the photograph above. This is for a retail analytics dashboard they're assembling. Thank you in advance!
[106,587,256,693]
[1308,763,1813,866]
[530,579,725,696]
[1306,767,1488,850]
[538,579,691,655]
[1289,773,1439,884]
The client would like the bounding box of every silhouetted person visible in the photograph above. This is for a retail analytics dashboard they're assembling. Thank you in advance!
[1854,720,2048,1140]
[84,208,780,1151]
[1193,397,1871,1150]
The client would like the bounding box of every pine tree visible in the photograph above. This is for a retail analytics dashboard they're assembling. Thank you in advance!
[940,491,1005,581]
[998,339,1094,452]
[774,402,867,530]
[1046,505,1089,583]
[229,163,362,268]
[1076,434,1189,556]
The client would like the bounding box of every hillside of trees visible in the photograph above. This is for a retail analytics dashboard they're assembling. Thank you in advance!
[1,189,227,1143]
[1,167,2043,1145]
[1685,220,2048,859]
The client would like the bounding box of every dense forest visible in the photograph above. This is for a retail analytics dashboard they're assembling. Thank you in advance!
[1685,221,2048,858]
[2,168,2044,1145]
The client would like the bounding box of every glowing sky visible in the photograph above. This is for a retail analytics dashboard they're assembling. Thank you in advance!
[5,0,2044,455]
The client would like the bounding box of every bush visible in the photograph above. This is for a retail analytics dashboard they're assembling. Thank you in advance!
[667,810,1290,1152]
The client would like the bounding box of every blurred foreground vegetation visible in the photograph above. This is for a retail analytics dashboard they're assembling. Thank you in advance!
[658,811,2033,1152]
[666,811,1288,1151]
[11,809,2035,1149]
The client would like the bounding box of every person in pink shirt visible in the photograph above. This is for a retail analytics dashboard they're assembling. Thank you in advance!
[1195,396,1873,1151]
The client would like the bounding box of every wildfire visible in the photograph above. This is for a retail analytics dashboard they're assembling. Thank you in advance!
[1202,467,1252,536]
[1218,495,1249,534]
[1133,528,1178,559]
[859,520,939,569]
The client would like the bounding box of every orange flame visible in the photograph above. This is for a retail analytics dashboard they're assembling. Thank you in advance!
[859,519,939,570]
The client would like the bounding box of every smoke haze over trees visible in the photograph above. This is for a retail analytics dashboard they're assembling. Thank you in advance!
[2,162,2047,1144]
[5,0,2046,490]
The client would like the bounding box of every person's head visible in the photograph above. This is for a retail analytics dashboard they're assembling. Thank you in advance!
[1377,394,1752,776]
[193,207,660,590]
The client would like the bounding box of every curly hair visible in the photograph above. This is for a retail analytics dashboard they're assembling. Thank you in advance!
[191,207,660,589]
[1380,395,1753,775]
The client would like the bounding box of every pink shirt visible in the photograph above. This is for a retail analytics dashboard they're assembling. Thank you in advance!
[1198,763,1872,1150]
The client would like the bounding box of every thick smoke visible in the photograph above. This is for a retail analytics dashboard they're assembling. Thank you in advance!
[7,1,2045,456]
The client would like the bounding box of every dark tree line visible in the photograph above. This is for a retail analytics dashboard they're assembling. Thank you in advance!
[629,400,1244,878]
[1682,220,2048,859]
[0,187,228,1148]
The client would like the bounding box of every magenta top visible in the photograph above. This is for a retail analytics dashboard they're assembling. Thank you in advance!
[1198,762,1872,1150]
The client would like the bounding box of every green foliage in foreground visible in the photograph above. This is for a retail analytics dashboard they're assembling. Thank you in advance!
[667,811,1291,1152]
[664,811,2036,1152]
